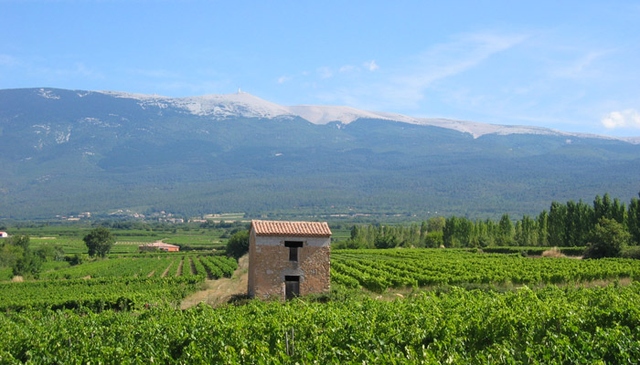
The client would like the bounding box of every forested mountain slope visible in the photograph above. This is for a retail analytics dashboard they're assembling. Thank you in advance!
[1,88,639,220]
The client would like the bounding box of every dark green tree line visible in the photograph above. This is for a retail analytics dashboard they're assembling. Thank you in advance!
[338,192,640,251]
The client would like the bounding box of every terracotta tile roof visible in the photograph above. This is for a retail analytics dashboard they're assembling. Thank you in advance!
[139,242,180,249]
[251,220,332,237]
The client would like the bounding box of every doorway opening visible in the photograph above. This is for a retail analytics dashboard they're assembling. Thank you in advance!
[285,275,300,299]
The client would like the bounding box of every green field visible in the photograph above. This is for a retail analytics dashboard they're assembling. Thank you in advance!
[0,253,238,312]
[5,221,242,254]
[332,249,640,291]
[1,279,639,363]
[2,222,640,363]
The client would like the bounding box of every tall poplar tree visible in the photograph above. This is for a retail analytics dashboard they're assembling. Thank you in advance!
[628,194,640,245]
[497,214,514,246]
[548,202,567,247]
[536,210,549,246]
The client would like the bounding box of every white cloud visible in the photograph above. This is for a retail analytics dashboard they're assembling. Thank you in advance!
[552,50,610,79]
[350,32,529,110]
[277,75,291,84]
[297,33,527,113]
[363,60,379,71]
[601,109,640,129]
[303,32,528,114]
[396,32,527,91]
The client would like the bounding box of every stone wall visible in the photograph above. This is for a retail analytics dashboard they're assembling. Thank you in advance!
[248,232,330,300]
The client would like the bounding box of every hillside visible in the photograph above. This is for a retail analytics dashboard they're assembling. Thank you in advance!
[1,87,639,220]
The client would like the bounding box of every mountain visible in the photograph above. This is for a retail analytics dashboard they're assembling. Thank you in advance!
[1,87,639,221]
[95,89,640,141]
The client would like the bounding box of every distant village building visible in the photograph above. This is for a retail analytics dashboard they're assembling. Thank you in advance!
[248,220,331,300]
[139,242,180,252]
[0,231,8,238]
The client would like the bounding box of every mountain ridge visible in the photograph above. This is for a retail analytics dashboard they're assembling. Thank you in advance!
[94,88,636,142]
[1,87,639,220]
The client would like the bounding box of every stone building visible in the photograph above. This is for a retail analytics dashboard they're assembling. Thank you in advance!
[248,220,331,300]
[138,242,180,252]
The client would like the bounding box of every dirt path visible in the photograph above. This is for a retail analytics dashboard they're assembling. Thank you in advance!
[176,259,184,277]
[180,255,249,309]
[160,262,173,277]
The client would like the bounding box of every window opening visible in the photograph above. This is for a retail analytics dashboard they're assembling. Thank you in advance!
[285,241,303,262]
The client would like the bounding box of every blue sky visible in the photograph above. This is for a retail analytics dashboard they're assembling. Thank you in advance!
[1,1,639,137]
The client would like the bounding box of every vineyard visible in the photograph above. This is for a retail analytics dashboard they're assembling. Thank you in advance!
[1,248,640,363]
[0,276,202,312]
[33,254,238,280]
[331,249,640,291]
[1,284,639,363]
[0,254,237,312]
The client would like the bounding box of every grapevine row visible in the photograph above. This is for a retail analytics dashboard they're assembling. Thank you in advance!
[0,276,204,312]
[331,249,640,291]
[2,284,640,363]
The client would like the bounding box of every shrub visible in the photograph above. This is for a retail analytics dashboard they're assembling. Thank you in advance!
[583,218,630,259]
[621,246,640,260]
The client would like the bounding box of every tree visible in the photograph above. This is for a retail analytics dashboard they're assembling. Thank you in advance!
[583,217,630,259]
[419,221,428,242]
[471,220,494,248]
[443,216,474,248]
[628,194,640,245]
[514,215,537,247]
[496,214,514,246]
[424,231,444,248]
[34,244,65,262]
[426,217,446,233]
[593,194,611,222]
[343,225,368,249]
[226,230,249,259]
[13,249,43,278]
[83,227,115,258]
[9,235,30,250]
[0,235,43,278]
[564,200,593,246]
[593,193,625,224]
[548,201,568,247]
[536,210,549,246]
[374,226,399,249]
[0,244,23,270]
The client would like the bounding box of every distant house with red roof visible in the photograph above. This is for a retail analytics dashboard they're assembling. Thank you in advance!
[0,232,8,238]
[139,242,180,252]
[248,220,331,300]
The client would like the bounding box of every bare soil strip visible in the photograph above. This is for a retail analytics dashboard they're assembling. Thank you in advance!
[180,255,248,309]
[176,258,183,277]
[161,263,172,278]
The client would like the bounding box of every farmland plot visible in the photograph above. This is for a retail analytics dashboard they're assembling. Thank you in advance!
[331,249,640,291]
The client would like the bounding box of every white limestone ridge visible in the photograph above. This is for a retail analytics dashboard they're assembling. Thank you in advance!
[101,90,291,119]
[100,90,634,142]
